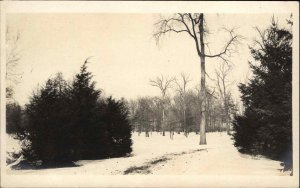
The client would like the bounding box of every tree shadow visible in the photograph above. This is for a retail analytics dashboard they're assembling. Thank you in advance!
[11,160,81,170]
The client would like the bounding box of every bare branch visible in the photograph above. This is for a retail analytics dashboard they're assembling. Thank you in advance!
[6,26,23,89]
[153,13,204,57]
[214,61,233,104]
[205,27,243,58]
[150,75,174,98]
[252,27,266,51]
[188,13,201,56]
[174,72,192,96]
[153,14,195,45]
[153,28,189,38]
[178,13,195,39]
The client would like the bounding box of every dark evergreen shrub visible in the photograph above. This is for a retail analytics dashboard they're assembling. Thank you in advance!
[21,60,133,166]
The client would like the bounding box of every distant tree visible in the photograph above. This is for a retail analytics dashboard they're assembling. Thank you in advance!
[172,91,196,136]
[232,19,292,170]
[174,73,192,137]
[205,88,218,132]
[166,104,180,139]
[215,61,234,134]
[5,27,24,137]
[6,27,22,101]
[150,75,174,136]
[128,100,138,125]
[134,97,154,137]
[151,97,163,132]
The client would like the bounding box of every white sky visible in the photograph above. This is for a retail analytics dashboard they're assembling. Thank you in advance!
[7,13,290,106]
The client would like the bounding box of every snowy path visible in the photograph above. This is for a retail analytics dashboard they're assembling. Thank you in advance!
[125,132,286,175]
[6,132,288,175]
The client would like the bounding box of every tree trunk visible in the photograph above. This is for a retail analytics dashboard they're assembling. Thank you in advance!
[199,13,207,145]
[183,105,187,137]
[222,97,229,134]
[226,105,230,135]
[162,108,165,136]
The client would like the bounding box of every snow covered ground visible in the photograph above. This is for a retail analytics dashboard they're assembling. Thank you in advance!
[6,132,289,175]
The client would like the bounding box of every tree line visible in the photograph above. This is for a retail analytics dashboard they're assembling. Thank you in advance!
[127,73,238,139]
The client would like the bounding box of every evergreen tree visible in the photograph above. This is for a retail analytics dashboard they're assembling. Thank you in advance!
[232,19,292,170]
[23,73,74,166]
[69,60,109,159]
[104,97,132,156]
[69,60,132,159]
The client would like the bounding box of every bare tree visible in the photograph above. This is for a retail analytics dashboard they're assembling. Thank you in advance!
[6,27,22,100]
[174,73,192,137]
[150,75,174,136]
[215,61,234,134]
[154,13,241,144]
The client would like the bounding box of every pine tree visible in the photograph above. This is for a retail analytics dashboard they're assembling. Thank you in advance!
[232,19,292,170]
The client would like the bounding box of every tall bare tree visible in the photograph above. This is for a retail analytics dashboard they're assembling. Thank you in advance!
[154,13,241,144]
[150,75,174,136]
[174,73,191,137]
[215,61,234,134]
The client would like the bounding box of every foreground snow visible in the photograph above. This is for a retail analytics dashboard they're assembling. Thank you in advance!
[6,132,289,175]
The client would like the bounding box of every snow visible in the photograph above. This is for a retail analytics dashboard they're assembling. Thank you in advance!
[6,135,22,165]
[6,132,289,175]
[6,134,22,154]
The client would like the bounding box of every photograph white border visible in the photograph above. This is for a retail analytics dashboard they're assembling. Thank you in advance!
[0,1,299,187]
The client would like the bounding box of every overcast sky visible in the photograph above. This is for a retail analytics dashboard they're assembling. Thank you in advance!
[7,13,290,106]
